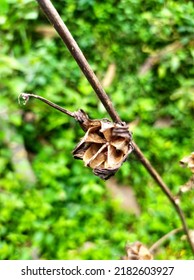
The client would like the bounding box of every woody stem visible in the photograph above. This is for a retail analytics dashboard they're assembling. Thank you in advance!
[36,0,120,123]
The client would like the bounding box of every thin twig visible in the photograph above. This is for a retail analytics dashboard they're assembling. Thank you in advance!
[35,0,194,255]
[149,228,183,253]
[19,93,75,117]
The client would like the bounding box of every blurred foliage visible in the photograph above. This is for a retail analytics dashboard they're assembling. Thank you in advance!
[0,0,194,260]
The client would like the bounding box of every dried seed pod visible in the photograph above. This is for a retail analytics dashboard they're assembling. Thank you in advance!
[180,152,194,173]
[73,110,133,180]
[121,241,153,260]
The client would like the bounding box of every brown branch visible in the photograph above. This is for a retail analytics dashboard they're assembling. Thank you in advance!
[149,228,183,254]
[35,0,194,255]
[18,93,75,118]
[133,142,194,255]
[36,0,120,123]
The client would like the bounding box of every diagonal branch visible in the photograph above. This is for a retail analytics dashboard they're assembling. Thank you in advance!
[35,0,194,255]
[149,228,183,254]
[36,0,120,123]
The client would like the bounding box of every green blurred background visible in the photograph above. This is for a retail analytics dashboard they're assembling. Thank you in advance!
[0,0,194,260]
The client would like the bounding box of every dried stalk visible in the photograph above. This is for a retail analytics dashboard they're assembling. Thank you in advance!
[36,0,120,123]
[18,93,75,117]
[34,0,194,255]
[149,228,183,254]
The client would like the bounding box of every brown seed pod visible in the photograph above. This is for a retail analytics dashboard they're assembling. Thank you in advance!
[73,110,133,180]
[121,241,153,260]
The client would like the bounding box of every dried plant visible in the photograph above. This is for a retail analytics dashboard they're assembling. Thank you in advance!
[73,111,133,179]
[19,93,133,180]
[18,0,194,256]
[121,242,153,260]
